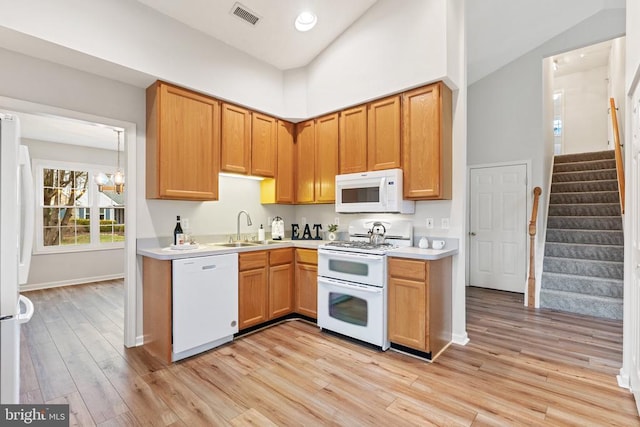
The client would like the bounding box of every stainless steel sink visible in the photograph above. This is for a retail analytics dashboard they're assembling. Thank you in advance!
[213,242,258,248]
[261,240,286,245]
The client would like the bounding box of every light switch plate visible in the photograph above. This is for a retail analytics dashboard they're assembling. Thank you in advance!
[441,218,450,229]
[426,218,434,229]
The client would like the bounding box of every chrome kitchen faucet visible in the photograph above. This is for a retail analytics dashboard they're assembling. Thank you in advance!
[237,210,252,241]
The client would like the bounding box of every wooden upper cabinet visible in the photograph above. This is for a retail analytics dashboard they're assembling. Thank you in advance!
[315,113,339,203]
[295,120,316,203]
[339,105,368,174]
[276,120,295,203]
[368,95,401,171]
[146,81,220,201]
[221,103,251,174]
[402,82,452,200]
[251,113,277,177]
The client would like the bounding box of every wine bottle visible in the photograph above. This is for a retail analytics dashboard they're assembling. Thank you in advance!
[174,216,184,245]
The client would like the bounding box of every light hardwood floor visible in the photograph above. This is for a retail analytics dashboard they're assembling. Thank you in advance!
[20,281,639,426]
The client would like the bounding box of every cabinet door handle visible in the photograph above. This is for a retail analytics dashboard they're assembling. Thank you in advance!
[469,232,476,236]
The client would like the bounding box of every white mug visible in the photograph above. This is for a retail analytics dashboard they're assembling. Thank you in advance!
[432,240,445,250]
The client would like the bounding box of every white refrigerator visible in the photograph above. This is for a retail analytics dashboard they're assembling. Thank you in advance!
[0,113,35,404]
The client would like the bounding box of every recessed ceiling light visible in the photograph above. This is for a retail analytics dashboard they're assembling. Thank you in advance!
[295,11,317,32]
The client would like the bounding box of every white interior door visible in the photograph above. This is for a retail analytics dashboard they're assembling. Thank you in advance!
[469,164,527,293]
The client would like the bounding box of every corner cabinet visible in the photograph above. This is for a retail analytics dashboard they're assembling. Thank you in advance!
[295,120,316,203]
[260,120,295,204]
[146,81,221,200]
[388,256,452,359]
[402,82,452,200]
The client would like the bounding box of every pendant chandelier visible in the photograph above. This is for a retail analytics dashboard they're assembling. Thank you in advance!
[95,129,125,194]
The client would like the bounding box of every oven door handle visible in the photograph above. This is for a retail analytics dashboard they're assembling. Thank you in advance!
[319,277,383,294]
[318,249,384,261]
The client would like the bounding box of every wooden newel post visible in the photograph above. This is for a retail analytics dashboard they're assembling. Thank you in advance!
[527,187,542,308]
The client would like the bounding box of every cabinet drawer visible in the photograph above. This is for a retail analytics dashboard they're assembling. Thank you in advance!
[295,248,318,265]
[388,258,426,281]
[270,248,293,266]
[239,251,268,271]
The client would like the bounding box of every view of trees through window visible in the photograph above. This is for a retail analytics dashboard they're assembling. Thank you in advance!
[42,167,125,247]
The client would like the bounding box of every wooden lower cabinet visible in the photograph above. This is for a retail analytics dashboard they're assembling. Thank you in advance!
[388,256,452,358]
[238,248,294,330]
[269,249,294,318]
[295,249,318,319]
[238,251,269,329]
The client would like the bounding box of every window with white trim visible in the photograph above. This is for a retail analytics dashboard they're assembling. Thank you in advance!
[34,159,125,253]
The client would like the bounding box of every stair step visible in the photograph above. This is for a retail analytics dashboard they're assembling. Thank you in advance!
[543,256,623,280]
[539,289,622,320]
[554,150,615,163]
[549,191,620,205]
[544,242,623,262]
[552,169,617,183]
[548,203,621,217]
[541,272,623,298]
[546,229,623,245]
[547,216,622,230]
[551,180,618,193]
[553,159,616,173]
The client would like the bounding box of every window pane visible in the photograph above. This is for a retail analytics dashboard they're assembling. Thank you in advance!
[43,227,60,246]
[42,208,60,227]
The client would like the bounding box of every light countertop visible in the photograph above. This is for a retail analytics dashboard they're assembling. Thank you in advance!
[387,246,458,260]
[137,238,327,260]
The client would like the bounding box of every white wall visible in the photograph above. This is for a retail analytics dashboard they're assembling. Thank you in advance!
[304,0,450,116]
[22,139,125,289]
[609,36,627,147]
[554,66,609,154]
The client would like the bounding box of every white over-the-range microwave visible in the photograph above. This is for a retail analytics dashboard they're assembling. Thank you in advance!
[335,168,415,214]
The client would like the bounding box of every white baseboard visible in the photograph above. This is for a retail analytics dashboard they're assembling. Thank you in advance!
[617,367,630,389]
[452,332,470,346]
[20,274,124,292]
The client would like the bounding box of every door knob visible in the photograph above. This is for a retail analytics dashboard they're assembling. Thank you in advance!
[469,232,476,236]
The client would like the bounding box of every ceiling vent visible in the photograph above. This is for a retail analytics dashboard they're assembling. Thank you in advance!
[231,2,261,26]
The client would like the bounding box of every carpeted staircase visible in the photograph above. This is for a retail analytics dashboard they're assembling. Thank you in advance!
[540,150,624,320]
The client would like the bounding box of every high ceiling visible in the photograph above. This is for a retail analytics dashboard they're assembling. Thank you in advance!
[135,0,378,70]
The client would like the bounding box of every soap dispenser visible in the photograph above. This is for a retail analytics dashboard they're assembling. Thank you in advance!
[258,224,265,242]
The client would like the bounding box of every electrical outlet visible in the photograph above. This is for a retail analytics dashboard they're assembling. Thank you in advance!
[182,218,190,230]
[426,218,434,229]
[441,218,450,229]
[267,217,272,227]
[334,217,340,226]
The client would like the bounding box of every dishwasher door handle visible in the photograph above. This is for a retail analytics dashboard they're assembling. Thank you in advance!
[202,264,217,270]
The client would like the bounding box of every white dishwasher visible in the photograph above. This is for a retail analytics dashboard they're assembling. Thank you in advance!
[172,253,238,361]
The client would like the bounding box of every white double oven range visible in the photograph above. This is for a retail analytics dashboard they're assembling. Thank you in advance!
[317,219,413,350]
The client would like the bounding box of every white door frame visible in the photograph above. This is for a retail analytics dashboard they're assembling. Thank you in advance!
[467,160,532,299]
[0,95,138,348]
